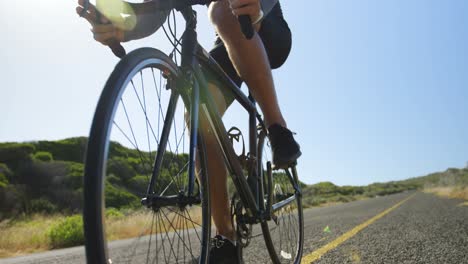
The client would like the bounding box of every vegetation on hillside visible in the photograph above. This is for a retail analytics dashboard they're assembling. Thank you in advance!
[1,137,467,218]
[301,166,468,207]
[0,138,186,220]
[301,180,417,207]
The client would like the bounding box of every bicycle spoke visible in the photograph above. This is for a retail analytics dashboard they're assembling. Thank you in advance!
[130,78,161,147]
[159,209,181,261]
[112,120,154,180]
[166,206,203,229]
[119,99,155,177]
[183,210,193,263]
[152,69,174,153]
[156,212,171,263]
[145,213,156,264]
[160,208,197,260]
[185,208,202,242]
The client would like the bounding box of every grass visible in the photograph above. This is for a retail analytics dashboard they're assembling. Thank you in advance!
[105,208,202,241]
[301,193,372,209]
[424,186,468,201]
[0,214,63,258]
[0,208,203,259]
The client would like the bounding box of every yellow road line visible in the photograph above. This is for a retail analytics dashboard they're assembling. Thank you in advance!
[302,193,417,263]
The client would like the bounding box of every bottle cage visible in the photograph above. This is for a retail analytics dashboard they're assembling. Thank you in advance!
[227,127,249,169]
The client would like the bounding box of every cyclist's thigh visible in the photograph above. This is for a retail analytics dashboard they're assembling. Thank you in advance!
[208,7,292,83]
[209,43,241,108]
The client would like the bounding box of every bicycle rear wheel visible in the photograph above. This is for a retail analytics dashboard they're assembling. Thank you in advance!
[84,48,210,264]
[258,131,304,264]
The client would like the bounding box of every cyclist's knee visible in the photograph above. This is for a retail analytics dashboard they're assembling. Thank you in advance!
[208,1,238,34]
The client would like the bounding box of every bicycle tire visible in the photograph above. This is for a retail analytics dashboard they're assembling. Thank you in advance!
[258,130,304,264]
[83,47,211,264]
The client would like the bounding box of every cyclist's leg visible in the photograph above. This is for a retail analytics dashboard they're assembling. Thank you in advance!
[198,83,236,241]
[186,70,234,241]
[208,0,285,128]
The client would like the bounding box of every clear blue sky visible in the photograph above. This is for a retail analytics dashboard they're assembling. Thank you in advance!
[1,0,468,186]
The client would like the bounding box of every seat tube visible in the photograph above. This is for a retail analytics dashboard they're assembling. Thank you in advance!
[248,93,259,205]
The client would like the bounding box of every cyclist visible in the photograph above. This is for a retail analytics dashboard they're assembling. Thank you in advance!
[76,0,301,263]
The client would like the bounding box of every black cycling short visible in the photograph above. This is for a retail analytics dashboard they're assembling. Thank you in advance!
[209,3,292,106]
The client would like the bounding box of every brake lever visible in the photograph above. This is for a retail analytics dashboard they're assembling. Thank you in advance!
[95,9,127,58]
[238,14,254,40]
[79,0,90,17]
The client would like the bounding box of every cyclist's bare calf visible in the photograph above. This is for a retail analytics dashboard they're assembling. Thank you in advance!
[190,83,236,241]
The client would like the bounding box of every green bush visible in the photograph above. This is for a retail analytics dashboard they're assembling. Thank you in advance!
[309,182,339,196]
[105,182,139,209]
[107,157,136,182]
[16,160,66,195]
[0,172,8,188]
[65,162,84,189]
[30,198,57,213]
[108,141,139,159]
[127,157,145,174]
[0,143,35,170]
[128,175,149,191]
[33,151,54,162]
[35,138,87,163]
[0,163,12,181]
[48,215,84,248]
[302,196,326,207]
[106,208,124,219]
[107,174,122,185]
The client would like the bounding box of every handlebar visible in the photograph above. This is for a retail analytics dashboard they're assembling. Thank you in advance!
[84,0,254,58]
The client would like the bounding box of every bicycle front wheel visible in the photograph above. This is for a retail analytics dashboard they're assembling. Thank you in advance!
[84,48,210,264]
[258,131,304,264]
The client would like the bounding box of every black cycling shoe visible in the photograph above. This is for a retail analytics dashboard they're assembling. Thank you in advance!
[209,235,239,264]
[268,124,302,169]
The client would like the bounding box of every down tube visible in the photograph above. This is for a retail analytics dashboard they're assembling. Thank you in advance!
[188,80,200,197]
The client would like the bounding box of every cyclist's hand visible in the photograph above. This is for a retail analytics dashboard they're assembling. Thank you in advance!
[76,0,125,46]
[228,0,262,23]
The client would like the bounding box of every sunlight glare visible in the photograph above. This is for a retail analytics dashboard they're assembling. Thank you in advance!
[96,0,137,31]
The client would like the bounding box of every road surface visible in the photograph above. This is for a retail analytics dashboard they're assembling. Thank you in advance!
[1,192,467,264]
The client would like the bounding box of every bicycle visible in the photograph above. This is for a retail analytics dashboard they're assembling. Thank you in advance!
[82,0,304,263]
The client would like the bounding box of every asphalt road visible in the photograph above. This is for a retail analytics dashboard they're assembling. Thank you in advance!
[1,191,467,264]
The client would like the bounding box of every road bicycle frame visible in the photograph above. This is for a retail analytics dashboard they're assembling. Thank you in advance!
[126,0,301,222]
